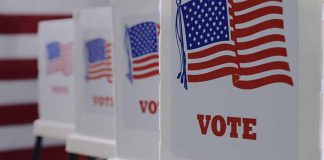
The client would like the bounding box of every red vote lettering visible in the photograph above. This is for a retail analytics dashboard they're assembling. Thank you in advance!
[139,100,159,114]
[242,118,257,140]
[140,100,148,113]
[211,115,226,137]
[52,86,68,94]
[148,101,158,114]
[92,96,113,107]
[197,114,257,140]
[227,117,241,138]
[197,114,211,135]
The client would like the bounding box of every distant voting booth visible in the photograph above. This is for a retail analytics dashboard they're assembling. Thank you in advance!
[34,19,76,141]
[160,0,321,160]
[112,0,160,159]
[66,7,116,159]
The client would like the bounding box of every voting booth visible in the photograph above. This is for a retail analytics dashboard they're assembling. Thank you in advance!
[34,19,76,142]
[160,0,322,160]
[66,7,116,159]
[112,0,160,159]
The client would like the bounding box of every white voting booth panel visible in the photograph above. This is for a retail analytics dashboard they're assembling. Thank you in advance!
[322,3,324,158]
[112,0,160,159]
[34,19,76,140]
[160,0,321,160]
[66,7,116,159]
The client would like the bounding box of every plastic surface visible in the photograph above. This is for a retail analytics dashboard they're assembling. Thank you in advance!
[66,7,116,158]
[35,19,76,140]
[160,0,321,160]
[112,0,160,159]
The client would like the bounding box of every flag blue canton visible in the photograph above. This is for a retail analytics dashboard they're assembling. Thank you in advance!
[86,38,106,64]
[128,22,158,58]
[47,42,60,60]
[182,0,230,50]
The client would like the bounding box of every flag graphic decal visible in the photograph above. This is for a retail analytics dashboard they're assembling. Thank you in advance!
[47,41,73,76]
[125,22,160,84]
[86,38,113,83]
[175,0,294,90]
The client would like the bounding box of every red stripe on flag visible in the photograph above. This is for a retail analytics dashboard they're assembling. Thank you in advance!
[133,62,159,72]
[0,14,72,34]
[238,48,287,63]
[133,54,159,64]
[188,55,237,70]
[233,0,282,12]
[88,68,112,74]
[90,62,111,68]
[237,62,291,75]
[0,145,69,160]
[133,70,159,80]
[235,19,284,38]
[0,59,37,80]
[188,44,235,59]
[233,75,294,90]
[0,103,38,126]
[237,34,286,50]
[235,6,283,24]
[188,67,237,82]
[88,74,113,80]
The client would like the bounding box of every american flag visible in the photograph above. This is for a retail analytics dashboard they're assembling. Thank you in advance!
[125,22,159,83]
[86,38,113,83]
[175,0,294,90]
[47,41,73,76]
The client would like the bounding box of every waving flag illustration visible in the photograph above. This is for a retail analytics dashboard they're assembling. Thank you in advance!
[125,22,160,84]
[47,41,73,76]
[86,38,113,83]
[175,0,294,90]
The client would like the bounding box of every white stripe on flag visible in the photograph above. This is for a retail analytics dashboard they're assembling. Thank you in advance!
[0,0,111,14]
[0,80,37,105]
[0,35,38,59]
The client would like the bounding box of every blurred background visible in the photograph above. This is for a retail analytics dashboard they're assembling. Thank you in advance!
[0,0,110,159]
